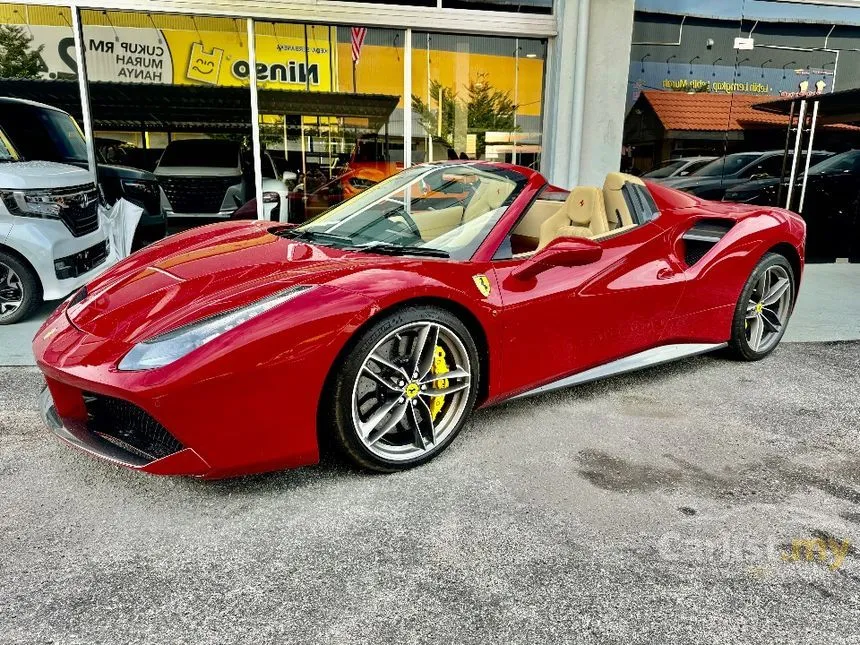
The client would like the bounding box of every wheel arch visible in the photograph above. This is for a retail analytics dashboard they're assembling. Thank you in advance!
[317,295,491,450]
[765,241,802,299]
[0,241,43,291]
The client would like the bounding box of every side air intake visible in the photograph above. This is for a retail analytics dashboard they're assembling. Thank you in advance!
[681,219,735,266]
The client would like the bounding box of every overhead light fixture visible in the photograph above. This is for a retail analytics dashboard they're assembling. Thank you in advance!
[525,53,537,58]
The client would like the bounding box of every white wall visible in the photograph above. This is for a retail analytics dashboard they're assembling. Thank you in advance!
[541,0,635,188]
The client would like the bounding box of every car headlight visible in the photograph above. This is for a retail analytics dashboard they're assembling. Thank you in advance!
[1,184,98,221]
[117,285,315,371]
[120,179,160,207]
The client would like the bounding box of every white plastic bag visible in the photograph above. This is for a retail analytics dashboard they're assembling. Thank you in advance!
[98,198,143,260]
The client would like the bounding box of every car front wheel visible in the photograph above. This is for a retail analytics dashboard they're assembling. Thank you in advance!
[330,306,480,472]
[0,252,41,325]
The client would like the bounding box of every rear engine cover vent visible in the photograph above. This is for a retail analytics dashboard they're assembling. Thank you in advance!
[682,220,735,266]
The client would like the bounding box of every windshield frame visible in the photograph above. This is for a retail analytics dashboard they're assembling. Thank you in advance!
[292,162,528,261]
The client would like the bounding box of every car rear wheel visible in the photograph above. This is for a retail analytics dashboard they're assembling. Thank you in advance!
[329,306,480,472]
[0,252,41,325]
[728,252,795,361]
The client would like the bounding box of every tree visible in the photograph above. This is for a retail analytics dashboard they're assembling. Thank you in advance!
[412,73,518,158]
[0,25,45,79]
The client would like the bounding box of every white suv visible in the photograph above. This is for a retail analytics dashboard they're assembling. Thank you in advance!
[0,130,111,324]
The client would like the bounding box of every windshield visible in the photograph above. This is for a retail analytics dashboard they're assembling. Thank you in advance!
[643,159,686,179]
[290,164,525,260]
[0,105,87,164]
[808,150,860,176]
[692,154,760,177]
[159,140,240,168]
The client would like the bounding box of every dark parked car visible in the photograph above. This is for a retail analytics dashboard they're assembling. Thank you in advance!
[0,98,167,250]
[728,149,860,262]
[723,151,835,205]
[642,156,716,180]
[662,151,831,201]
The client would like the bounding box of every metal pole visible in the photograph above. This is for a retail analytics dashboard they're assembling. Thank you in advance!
[71,7,97,180]
[513,38,519,165]
[437,87,443,138]
[798,100,819,214]
[785,99,807,211]
[426,33,432,162]
[569,0,590,185]
[300,119,307,181]
[246,18,264,220]
[776,99,796,207]
[403,27,412,168]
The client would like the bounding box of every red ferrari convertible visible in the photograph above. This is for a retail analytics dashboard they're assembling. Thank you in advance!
[34,162,805,478]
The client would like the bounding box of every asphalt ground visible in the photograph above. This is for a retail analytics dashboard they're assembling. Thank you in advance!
[1,341,859,644]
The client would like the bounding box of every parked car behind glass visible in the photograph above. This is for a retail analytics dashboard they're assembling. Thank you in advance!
[642,156,715,181]
[0,98,166,251]
[662,150,831,201]
[726,149,860,262]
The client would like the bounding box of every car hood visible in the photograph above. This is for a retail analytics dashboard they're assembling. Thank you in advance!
[724,178,780,194]
[154,166,242,178]
[660,176,725,191]
[68,160,158,181]
[0,161,93,189]
[65,221,403,344]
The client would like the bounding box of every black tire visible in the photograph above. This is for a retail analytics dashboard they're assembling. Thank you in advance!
[327,305,480,472]
[0,251,42,325]
[727,252,795,361]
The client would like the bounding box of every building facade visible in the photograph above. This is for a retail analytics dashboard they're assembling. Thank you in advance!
[0,0,636,221]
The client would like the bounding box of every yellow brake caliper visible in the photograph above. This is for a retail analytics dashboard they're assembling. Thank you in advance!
[429,346,450,421]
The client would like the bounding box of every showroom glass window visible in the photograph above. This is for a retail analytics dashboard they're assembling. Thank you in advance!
[412,32,546,168]
[253,21,406,223]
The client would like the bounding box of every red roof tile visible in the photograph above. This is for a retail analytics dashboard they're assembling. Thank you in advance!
[641,90,789,131]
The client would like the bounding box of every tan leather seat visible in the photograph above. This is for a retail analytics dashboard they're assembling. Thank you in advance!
[537,186,608,250]
[603,172,646,229]
[463,179,512,222]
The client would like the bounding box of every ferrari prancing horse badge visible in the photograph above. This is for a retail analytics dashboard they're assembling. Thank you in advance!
[472,274,492,298]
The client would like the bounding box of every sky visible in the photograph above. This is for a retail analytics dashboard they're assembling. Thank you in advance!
[637,0,860,25]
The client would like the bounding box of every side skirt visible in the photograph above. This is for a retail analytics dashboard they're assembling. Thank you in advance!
[508,343,727,402]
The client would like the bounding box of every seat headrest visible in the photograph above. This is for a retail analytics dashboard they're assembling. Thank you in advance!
[604,172,645,191]
[565,186,605,226]
[474,180,510,209]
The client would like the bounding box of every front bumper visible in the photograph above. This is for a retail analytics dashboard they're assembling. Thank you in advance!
[39,385,210,475]
[5,218,115,300]
[34,285,373,478]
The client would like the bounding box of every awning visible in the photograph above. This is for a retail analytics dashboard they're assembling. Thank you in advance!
[753,89,860,127]
[0,79,400,133]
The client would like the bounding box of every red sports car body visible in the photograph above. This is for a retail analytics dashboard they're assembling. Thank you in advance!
[34,162,805,478]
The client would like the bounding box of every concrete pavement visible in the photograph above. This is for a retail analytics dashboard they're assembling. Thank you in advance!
[1,342,859,643]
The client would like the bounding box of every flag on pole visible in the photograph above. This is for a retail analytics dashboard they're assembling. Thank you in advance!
[351,27,367,64]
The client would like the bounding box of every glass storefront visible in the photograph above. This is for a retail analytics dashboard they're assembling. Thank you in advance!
[623,0,860,261]
[0,2,548,233]
[411,33,546,169]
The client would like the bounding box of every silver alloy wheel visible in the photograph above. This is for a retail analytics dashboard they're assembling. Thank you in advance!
[745,264,792,353]
[0,261,24,319]
[351,321,473,462]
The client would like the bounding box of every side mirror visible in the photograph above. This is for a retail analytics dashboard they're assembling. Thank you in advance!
[511,237,603,281]
[749,172,770,181]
